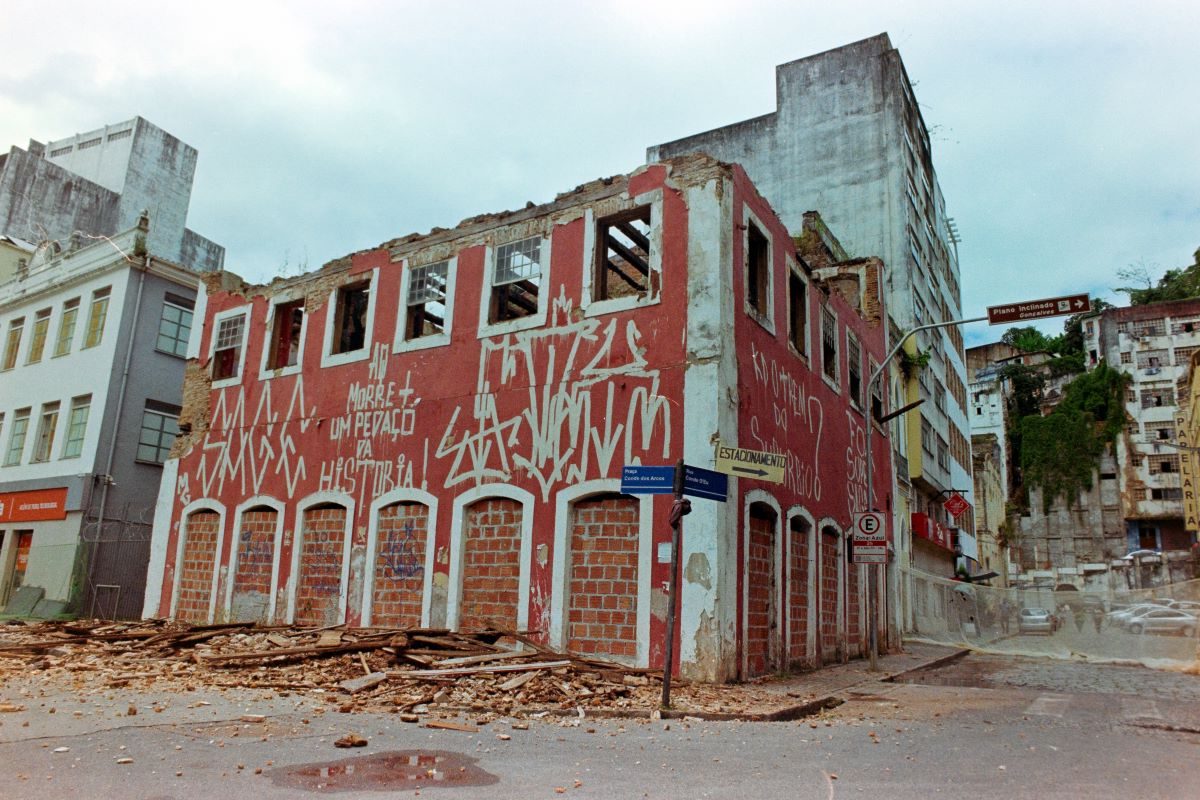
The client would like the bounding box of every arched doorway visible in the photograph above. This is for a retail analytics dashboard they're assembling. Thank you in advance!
[567,493,640,662]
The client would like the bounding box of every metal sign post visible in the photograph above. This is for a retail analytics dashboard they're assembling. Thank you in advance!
[661,459,690,709]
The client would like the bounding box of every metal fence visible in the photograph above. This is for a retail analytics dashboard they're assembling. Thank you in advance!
[78,502,154,621]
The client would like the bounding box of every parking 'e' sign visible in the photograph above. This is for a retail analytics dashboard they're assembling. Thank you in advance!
[853,511,886,542]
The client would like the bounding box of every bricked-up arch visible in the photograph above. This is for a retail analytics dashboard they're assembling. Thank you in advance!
[175,508,221,623]
[372,501,429,628]
[295,501,350,627]
[229,503,280,624]
[787,511,814,669]
[818,524,842,664]
[566,493,640,662]
[745,500,781,678]
[458,497,523,631]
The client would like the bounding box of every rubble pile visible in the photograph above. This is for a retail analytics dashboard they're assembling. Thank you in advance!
[0,619,793,718]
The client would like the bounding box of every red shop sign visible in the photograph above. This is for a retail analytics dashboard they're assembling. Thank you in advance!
[0,487,69,523]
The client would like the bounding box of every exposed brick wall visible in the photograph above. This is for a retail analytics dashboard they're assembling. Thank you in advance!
[567,495,639,660]
[459,498,521,631]
[846,561,862,648]
[231,509,276,623]
[295,505,347,627]
[819,530,839,663]
[788,518,810,667]
[745,506,777,677]
[177,511,220,623]
[372,502,428,627]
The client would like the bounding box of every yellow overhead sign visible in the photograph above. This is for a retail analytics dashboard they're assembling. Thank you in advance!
[714,442,787,484]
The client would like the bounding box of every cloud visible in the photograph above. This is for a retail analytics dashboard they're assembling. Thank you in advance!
[0,0,1196,349]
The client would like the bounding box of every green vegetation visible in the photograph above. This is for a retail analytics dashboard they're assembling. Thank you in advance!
[1115,248,1200,305]
[1015,364,1128,512]
[1000,302,1127,513]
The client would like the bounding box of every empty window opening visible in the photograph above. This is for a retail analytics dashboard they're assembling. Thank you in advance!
[334,282,370,354]
[746,222,769,315]
[406,261,448,340]
[490,237,542,323]
[212,313,246,380]
[268,300,305,369]
[821,307,838,382]
[871,368,885,422]
[595,207,651,301]
[847,335,863,408]
[788,271,807,355]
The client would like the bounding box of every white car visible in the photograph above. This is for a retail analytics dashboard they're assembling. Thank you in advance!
[1107,604,1162,627]
[1127,608,1198,636]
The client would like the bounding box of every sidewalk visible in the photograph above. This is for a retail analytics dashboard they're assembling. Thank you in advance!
[659,641,968,721]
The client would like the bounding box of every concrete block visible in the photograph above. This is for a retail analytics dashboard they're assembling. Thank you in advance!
[3,585,45,617]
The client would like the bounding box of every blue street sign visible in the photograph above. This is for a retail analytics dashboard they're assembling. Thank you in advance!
[619,464,728,502]
[683,465,728,502]
[620,465,675,495]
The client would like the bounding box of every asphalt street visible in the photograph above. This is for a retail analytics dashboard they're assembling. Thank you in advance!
[1,652,1197,799]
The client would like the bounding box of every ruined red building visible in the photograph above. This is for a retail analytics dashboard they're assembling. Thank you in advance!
[144,155,892,682]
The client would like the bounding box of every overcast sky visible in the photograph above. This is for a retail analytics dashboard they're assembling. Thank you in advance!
[2,1,1196,346]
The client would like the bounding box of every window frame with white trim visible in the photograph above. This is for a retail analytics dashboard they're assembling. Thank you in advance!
[209,306,250,387]
[395,256,455,353]
[742,207,775,334]
[321,269,379,368]
[582,190,662,317]
[259,293,308,378]
[478,234,550,337]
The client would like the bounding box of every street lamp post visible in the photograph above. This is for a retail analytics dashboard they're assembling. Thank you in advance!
[864,315,986,670]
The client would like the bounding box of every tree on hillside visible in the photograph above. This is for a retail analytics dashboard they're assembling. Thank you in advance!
[1115,248,1200,305]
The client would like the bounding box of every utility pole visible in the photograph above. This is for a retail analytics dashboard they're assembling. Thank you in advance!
[864,315,986,670]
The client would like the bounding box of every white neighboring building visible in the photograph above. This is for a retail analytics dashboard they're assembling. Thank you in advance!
[0,218,199,617]
[0,117,223,271]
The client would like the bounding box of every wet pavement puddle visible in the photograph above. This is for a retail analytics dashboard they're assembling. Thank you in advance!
[269,750,499,793]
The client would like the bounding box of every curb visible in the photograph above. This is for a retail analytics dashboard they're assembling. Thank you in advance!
[881,648,971,683]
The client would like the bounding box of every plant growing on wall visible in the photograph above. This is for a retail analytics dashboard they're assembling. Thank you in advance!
[1017,363,1128,512]
[899,347,931,380]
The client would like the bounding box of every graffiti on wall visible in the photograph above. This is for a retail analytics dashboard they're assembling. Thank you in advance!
[379,518,424,580]
[196,376,316,499]
[320,343,424,506]
[748,342,825,501]
[437,294,672,501]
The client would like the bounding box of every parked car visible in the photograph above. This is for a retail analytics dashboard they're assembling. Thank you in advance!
[1107,603,1162,627]
[1128,609,1198,636]
[1166,600,1200,612]
[1018,607,1056,635]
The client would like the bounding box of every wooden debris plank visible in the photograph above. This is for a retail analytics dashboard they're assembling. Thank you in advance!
[409,634,498,652]
[497,670,540,691]
[431,650,531,668]
[424,720,478,732]
[316,630,343,647]
[196,640,392,665]
[390,659,571,678]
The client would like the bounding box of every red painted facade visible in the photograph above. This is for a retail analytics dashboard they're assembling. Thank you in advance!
[147,156,891,682]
